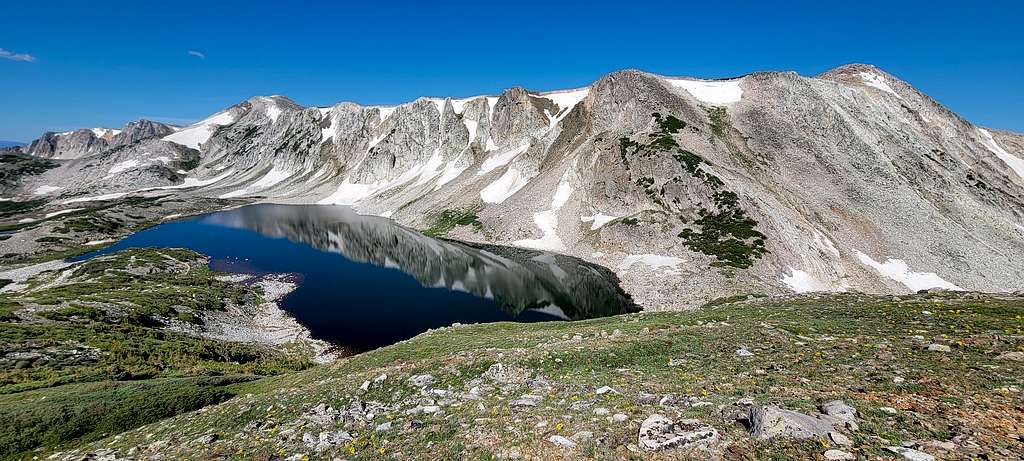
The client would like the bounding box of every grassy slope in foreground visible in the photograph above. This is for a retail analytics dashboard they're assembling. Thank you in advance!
[51,291,1023,460]
[0,248,314,460]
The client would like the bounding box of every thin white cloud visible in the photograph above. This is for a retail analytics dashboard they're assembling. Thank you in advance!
[0,48,36,62]
[187,50,206,59]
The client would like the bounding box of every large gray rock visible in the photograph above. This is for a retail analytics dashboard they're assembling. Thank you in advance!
[749,405,835,440]
[637,414,719,452]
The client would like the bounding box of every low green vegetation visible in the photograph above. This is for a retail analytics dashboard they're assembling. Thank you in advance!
[423,207,483,237]
[708,106,729,137]
[42,291,1023,460]
[0,375,256,460]
[0,247,313,458]
[620,113,769,268]
[0,200,46,219]
[0,154,57,186]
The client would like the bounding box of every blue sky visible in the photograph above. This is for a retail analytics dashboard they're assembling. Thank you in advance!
[1,0,1021,141]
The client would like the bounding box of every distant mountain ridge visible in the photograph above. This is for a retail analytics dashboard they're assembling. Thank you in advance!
[0,141,25,148]
[7,63,1024,307]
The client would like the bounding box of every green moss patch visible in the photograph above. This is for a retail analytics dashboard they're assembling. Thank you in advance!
[423,207,483,237]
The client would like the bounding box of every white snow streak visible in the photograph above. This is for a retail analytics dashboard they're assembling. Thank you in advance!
[581,213,619,230]
[60,192,130,204]
[978,128,1024,180]
[513,170,573,252]
[859,72,902,98]
[538,87,589,127]
[479,143,529,175]
[108,159,140,174]
[480,167,532,204]
[317,179,385,205]
[33,185,63,195]
[42,208,83,219]
[463,119,478,144]
[219,167,293,198]
[854,250,962,291]
[162,110,236,150]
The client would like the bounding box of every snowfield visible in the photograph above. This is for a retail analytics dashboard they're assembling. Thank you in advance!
[855,251,962,292]
[665,78,743,105]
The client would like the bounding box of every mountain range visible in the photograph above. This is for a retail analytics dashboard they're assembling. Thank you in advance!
[5,63,1024,308]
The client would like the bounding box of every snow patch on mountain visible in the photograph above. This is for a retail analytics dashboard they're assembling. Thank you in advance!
[665,78,743,105]
[108,159,141,174]
[61,192,130,204]
[90,128,120,138]
[813,230,841,257]
[33,185,63,195]
[480,167,532,204]
[149,170,234,190]
[321,113,337,142]
[163,110,237,149]
[375,106,396,122]
[264,101,282,123]
[581,213,619,230]
[43,208,83,219]
[220,167,294,198]
[782,267,828,293]
[538,88,589,126]
[513,170,574,252]
[855,251,962,291]
[978,128,1024,180]
[318,179,385,206]
[859,72,902,98]
[479,143,529,175]
[463,119,478,143]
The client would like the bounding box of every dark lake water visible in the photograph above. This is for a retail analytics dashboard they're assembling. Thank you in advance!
[73,204,637,352]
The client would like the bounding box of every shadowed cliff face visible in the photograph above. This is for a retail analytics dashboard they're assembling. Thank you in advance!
[205,204,639,320]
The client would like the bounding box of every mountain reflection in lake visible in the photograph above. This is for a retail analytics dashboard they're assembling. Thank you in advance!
[76,204,638,352]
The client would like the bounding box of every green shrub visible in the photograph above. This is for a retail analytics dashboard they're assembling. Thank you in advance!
[424,207,483,237]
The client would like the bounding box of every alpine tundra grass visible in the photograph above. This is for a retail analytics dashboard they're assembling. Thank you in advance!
[29,290,1024,460]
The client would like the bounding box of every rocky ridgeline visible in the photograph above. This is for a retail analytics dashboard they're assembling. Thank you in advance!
[5,64,1024,308]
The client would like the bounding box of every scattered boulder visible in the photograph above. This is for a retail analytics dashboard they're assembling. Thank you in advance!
[636,392,659,405]
[749,406,835,440]
[823,449,855,460]
[887,446,936,461]
[595,386,616,395]
[829,431,853,447]
[996,351,1024,361]
[549,435,577,449]
[570,431,594,443]
[192,433,217,445]
[510,394,543,408]
[309,430,352,452]
[408,374,436,388]
[482,363,529,385]
[637,414,719,452]
[300,403,339,426]
[926,344,951,353]
[736,348,754,357]
[820,400,857,422]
